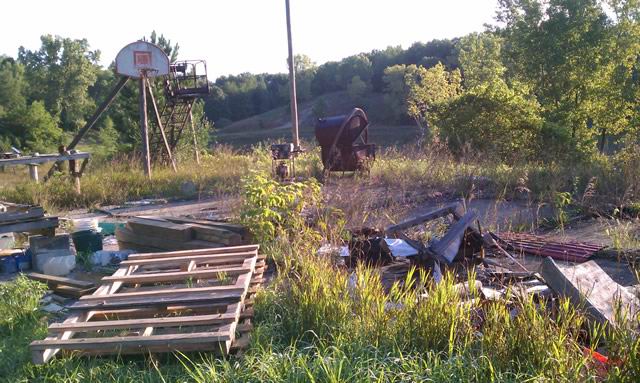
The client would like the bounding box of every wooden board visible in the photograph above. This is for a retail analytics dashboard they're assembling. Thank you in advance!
[541,258,640,327]
[0,217,58,235]
[26,272,95,289]
[30,245,264,364]
[116,226,223,251]
[127,218,194,242]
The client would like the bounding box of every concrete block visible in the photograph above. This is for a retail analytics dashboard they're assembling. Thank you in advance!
[29,234,75,255]
[34,250,74,273]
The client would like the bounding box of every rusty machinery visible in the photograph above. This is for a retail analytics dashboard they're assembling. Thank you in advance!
[315,108,376,173]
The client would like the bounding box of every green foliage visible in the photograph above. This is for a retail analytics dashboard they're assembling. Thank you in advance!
[437,81,544,160]
[405,63,462,139]
[0,275,47,330]
[346,75,368,104]
[457,32,506,89]
[1,100,62,152]
[239,173,321,243]
[18,35,100,132]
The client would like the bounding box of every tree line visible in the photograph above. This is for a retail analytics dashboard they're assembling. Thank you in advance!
[1,0,639,162]
[205,0,640,162]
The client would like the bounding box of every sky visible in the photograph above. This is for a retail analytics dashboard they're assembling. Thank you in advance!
[0,0,499,80]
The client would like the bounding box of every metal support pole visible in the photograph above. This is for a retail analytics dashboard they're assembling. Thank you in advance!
[146,78,177,172]
[139,76,152,178]
[285,0,300,149]
[28,164,39,183]
[189,110,201,165]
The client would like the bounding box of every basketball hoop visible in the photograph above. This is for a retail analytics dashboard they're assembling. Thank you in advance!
[115,41,169,79]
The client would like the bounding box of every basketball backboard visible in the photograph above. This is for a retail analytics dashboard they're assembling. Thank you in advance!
[115,41,170,78]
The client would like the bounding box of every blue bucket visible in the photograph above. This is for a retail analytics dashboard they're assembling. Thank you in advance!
[0,256,18,274]
[15,251,31,271]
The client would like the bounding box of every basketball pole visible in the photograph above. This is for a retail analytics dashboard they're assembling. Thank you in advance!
[285,0,300,150]
[139,72,152,178]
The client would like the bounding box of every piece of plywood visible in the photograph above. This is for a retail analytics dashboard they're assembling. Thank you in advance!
[127,218,194,242]
[541,258,639,327]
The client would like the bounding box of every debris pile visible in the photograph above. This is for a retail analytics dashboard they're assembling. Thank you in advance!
[341,202,640,329]
[115,216,252,252]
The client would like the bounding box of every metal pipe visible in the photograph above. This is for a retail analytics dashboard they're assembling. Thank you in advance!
[285,0,300,149]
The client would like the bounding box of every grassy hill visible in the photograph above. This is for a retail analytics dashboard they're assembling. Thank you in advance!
[214,91,420,148]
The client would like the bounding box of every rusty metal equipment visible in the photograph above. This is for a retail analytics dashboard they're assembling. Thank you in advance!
[271,143,297,181]
[315,108,376,172]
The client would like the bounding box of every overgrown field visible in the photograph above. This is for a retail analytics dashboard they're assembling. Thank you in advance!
[1,143,639,216]
[1,174,639,382]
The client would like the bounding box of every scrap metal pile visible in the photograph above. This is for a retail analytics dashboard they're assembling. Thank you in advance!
[30,245,264,364]
[341,202,638,330]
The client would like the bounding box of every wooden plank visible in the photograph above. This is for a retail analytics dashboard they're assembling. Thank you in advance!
[189,224,243,245]
[101,266,252,283]
[541,258,640,327]
[26,272,95,289]
[79,283,248,301]
[165,217,249,236]
[48,311,238,332]
[121,250,257,267]
[0,152,90,167]
[115,226,222,251]
[30,331,231,351]
[69,292,244,310]
[0,207,44,223]
[0,217,58,234]
[385,203,464,234]
[126,245,259,260]
[127,218,194,242]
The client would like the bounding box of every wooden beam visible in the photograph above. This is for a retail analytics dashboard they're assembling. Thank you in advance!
[0,152,90,167]
[385,203,464,234]
[121,250,257,266]
[48,311,238,332]
[101,266,252,284]
[146,78,177,172]
[0,217,58,235]
[30,331,231,351]
[126,244,259,260]
[26,272,95,289]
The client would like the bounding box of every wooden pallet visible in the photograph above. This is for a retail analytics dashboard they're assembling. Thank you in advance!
[30,244,265,364]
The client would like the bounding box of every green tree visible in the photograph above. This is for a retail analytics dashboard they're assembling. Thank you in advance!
[18,35,100,132]
[0,56,26,115]
[436,81,544,161]
[405,63,462,140]
[347,75,369,105]
[1,101,62,153]
[495,0,625,154]
[457,32,506,88]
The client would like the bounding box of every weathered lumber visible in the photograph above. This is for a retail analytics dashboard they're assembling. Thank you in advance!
[0,207,44,223]
[121,250,257,267]
[127,218,194,242]
[0,217,58,234]
[385,203,464,234]
[126,245,259,260]
[541,258,639,327]
[101,265,252,283]
[115,226,222,251]
[26,272,94,289]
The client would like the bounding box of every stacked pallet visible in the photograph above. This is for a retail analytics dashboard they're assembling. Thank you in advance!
[116,216,252,252]
[30,244,266,364]
[0,202,58,234]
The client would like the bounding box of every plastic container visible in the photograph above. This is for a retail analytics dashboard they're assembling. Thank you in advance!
[71,230,103,253]
[72,218,100,232]
[41,254,76,276]
[0,256,18,274]
[0,233,15,250]
[15,251,31,271]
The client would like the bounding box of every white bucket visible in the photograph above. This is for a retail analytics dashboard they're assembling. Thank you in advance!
[72,218,100,233]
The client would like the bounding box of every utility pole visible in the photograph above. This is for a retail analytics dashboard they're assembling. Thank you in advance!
[285,0,300,149]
